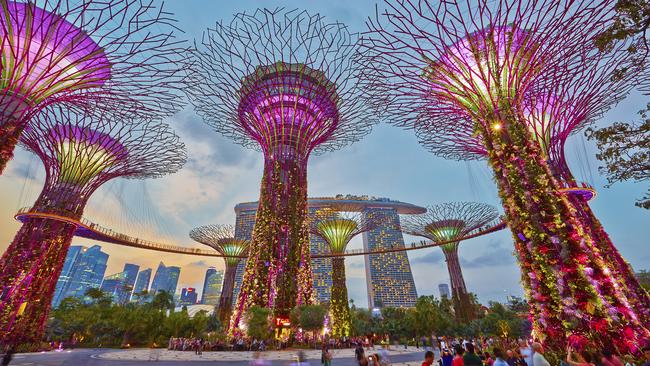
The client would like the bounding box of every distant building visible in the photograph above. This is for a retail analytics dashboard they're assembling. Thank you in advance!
[100,263,140,304]
[180,287,198,306]
[363,207,418,308]
[52,246,83,307]
[132,268,152,302]
[52,245,108,306]
[439,283,451,299]
[233,196,423,307]
[201,267,223,305]
[150,262,181,297]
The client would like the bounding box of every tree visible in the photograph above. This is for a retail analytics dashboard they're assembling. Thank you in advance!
[594,0,650,57]
[244,306,272,341]
[586,104,650,209]
[151,291,175,311]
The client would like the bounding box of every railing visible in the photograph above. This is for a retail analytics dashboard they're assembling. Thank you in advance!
[15,208,507,258]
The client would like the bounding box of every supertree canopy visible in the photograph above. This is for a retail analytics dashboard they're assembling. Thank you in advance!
[0,105,185,345]
[414,35,650,328]
[0,0,190,174]
[362,0,649,352]
[190,225,250,325]
[310,207,378,338]
[186,8,378,327]
[401,202,500,322]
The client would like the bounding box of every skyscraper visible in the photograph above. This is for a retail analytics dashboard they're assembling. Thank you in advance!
[180,288,198,306]
[363,207,418,308]
[233,196,423,307]
[52,245,109,305]
[132,268,152,300]
[123,264,140,293]
[232,206,256,303]
[100,263,141,304]
[150,262,181,296]
[201,267,223,305]
[52,245,83,307]
[439,283,451,299]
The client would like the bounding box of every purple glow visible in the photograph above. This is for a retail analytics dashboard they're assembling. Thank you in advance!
[1,1,111,101]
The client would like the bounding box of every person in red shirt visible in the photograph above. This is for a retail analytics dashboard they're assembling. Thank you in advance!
[453,347,465,366]
[423,351,435,366]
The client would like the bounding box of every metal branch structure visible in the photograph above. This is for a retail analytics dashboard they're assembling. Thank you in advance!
[411,17,650,333]
[362,0,649,352]
[190,225,250,325]
[0,0,190,174]
[186,8,378,329]
[309,207,379,338]
[0,105,186,345]
[401,202,499,322]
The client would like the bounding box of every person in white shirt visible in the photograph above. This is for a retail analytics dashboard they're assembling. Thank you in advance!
[519,340,533,366]
[531,343,550,366]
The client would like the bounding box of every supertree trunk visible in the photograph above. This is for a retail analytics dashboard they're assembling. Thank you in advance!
[479,108,649,352]
[441,244,472,322]
[330,257,351,338]
[232,151,313,326]
[551,160,650,324]
[0,190,84,345]
[0,118,25,175]
[218,262,239,324]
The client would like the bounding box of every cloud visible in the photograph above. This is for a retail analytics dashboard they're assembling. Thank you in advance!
[410,250,445,264]
[188,260,211,267]
[460,240,516,268]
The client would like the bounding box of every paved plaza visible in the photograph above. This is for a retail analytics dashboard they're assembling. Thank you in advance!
[8,347,425,366]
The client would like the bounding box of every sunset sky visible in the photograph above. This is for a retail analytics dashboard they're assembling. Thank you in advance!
[0,0,648,308]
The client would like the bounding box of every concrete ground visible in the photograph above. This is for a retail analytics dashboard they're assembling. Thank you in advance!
[7,346,427,366]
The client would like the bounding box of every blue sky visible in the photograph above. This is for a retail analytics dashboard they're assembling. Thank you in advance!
[0,0,648,308]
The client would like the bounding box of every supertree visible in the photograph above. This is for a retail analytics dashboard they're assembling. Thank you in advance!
[0,0,189,174]
[309,207,378,338]
[189,225,250,325]
[401,202,500,322]
[0,105,185,345]
[186,8,378,327]
[362,0,649,352]
[413,46,650,324]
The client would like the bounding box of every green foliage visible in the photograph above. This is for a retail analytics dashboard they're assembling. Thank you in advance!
[244,306,272,341]
[586,104,650,209]
[290,304,327,333]
[46,293,209,347]
[594,0,650,54]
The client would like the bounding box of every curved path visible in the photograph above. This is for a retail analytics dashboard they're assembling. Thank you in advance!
[10,347,427,366]
[15,207,506,259]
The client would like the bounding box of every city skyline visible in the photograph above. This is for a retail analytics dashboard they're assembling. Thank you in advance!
[0,0,647,310]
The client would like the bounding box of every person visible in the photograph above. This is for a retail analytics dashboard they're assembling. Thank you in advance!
[453,347,465,366]
[463,344,482,366]
[424,351,436,366]
[357,344,369,366]
[291,351,310,366]
[442,349,454,366]
[493,348,509,366]
[322,345,333,366]
[601,348,624,366]
[251,351,271,366]
[566,347,595,366]
[520,341,533,366]
[531,343,550,366]
[1,344,14,366]
[484,352,494,366]
[641,346,650,366]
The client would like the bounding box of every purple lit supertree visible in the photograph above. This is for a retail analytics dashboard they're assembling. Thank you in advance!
[362,0,649,352]
[190,225,250,325]
[401,202,500,322]
[186,8,378,327]
[0,0,189,174]
[413,47,650,324]
[0,105,185,345]
[309,207,379,338]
